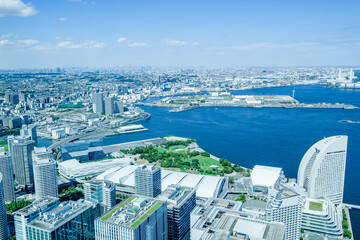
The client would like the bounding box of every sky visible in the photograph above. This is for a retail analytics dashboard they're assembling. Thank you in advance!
[1,0,360,68]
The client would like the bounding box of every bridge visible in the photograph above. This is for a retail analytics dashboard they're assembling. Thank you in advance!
[343,203,360,210]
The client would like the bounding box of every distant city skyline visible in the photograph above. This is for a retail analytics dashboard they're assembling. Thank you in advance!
[1,0,360,68]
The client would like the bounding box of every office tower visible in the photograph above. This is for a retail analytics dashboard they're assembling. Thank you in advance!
[135,165,161,198]
[0,173,9,240]
[159,185,196,240]
[104,96,115,115]
[92,93,104,114]
[114,101,124,114]
[297,135,348,205]
[25,199,99,240]
[20,124,37,146]
[0,148,15,202]
[9,117,23,129]
[4,93,11,104]
[8,136,35,188]
[19,92,27,103]
[84,180,116,214]
[265,183,304,240]
[191,198,284,240]
[32,147,58,200]
[95,196,167,240]
[14,197,60,240]
[301,198,342,237]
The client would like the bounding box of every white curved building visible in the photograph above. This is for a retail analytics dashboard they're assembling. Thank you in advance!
[297,136,348,205]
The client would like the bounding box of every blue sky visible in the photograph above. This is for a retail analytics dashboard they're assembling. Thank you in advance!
[1,0,360,68]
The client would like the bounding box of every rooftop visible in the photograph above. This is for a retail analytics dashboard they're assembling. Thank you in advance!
[251,165,283,188]
[99,196,165,229]
[158,184,195,209]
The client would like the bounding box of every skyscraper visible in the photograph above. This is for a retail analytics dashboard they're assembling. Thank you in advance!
[135,165,161,198]
[8,136,35,188]
[32,147,58,200]
[20,124,37,146]
[25,200,99,240]
[84,180,116,214]
[297,135,348,205]
[0,148,15,202]
[92,93,104,114]
[265,183,304,240]
[95,196,167,240]
[159,185,196,240]
[114,101,124,114]
[104,96,115,115]
[0,173,9,240]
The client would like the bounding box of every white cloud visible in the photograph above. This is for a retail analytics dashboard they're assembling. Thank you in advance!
[57,40,106,49]
[217,42,319,51]
[59,17,67,21]
[128,42,148,47]
[57,41,81,49]
[0,39,11,46]
[0,0,37,17]
[117,37,126,43]
[164,39,186,46]
[17,39,38,46]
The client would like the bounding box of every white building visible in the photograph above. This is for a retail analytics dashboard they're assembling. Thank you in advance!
[97,165,225,198]
[0,148,15,202]
[301,198,342,237]
[32,147,58,200]
[191,198,284,240]
[251,165,284,194]
[95,196,167,240]
[84,180,116,213]
[51,128,66,139]
[265,182,305,240]
[297,136,348,205]
[58,158,133,179]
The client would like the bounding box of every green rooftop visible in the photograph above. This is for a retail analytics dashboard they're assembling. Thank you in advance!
[309,201,323,211]
[101,197,135,221]
[130,202,162,228]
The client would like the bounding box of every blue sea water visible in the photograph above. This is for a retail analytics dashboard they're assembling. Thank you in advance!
[102,84,360,234]
[37,83,360,234]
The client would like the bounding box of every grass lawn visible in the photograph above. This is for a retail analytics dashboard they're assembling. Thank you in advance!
[190,156,223,171]
[0,140,8,151]
[101,197,134,221]
[168,145,187,151]
[155,147,167,153]
[309,201,323,211]
[131,202,162,228]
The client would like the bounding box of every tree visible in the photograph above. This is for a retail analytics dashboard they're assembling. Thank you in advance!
[200,152,210,157]
[300,228,304,233]
[342,220,349,229]
[343,229,352,238]
[192,159,199,168]
[229,177,234,184]
[235,193,246,203]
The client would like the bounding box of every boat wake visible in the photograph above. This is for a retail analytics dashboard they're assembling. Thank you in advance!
[339,120,360,124]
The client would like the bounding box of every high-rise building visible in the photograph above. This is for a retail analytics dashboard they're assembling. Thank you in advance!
[265,183,304,240]
[19,92,28,103]
[95,196,167,240]
[297,135,348,205]
[84,180,116,214]
[104,96,115,115]
[0,173,9,240]
[25,199,99,240]
[159,185,196,240]
[32,147,58,200]
[14,197,60,240]
[114,101,124,114]
[20,124,37,146]
[135,165,161,198]
[0,148,15,202]
[92,93,104,114]
[8,136,35,188]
